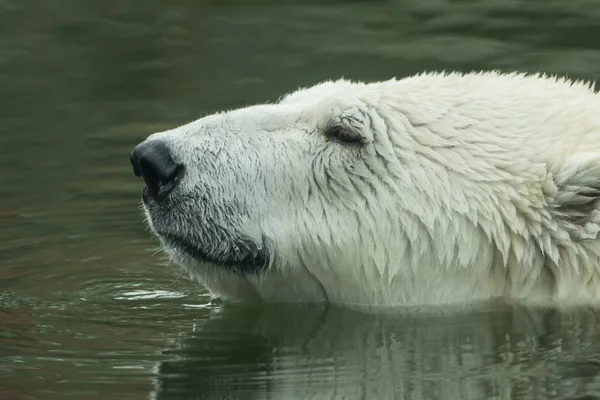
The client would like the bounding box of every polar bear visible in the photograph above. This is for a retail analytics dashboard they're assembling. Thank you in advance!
[130,71,600,307]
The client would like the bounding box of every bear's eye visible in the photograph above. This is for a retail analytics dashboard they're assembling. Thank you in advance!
[324,125,363,146]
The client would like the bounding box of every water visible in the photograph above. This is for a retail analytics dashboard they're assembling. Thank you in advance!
[2,0,600,398]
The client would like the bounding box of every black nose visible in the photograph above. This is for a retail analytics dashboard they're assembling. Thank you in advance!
[130,140,182,201]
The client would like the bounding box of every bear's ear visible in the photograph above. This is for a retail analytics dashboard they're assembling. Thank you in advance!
[553,152,600,240]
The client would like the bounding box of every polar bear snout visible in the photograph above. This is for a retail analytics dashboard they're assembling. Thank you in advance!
[130,140,184,202]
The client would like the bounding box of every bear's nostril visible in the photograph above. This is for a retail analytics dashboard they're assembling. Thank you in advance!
[139,157,160,197]
[130,140,181,201]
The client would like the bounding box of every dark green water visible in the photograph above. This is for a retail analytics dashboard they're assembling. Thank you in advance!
[3,1,600,399]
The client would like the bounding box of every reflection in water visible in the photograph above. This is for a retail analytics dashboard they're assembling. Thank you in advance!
[152,303,600,400]
[2,0,600,398]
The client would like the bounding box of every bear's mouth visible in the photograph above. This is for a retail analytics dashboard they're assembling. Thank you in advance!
[140,186,270,275]
[159,232,270,275]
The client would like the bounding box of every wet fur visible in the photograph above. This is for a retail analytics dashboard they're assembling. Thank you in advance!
[137,71,600,306]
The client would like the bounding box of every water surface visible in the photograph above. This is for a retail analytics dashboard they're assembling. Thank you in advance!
[3,0,600,399]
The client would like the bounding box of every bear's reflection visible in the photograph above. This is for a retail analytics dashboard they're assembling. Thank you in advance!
[151,302,600,400]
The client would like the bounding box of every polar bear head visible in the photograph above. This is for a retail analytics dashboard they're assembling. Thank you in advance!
[130,72,600,306]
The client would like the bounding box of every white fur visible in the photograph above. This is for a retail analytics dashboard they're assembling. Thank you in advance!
[142,71,600,307]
